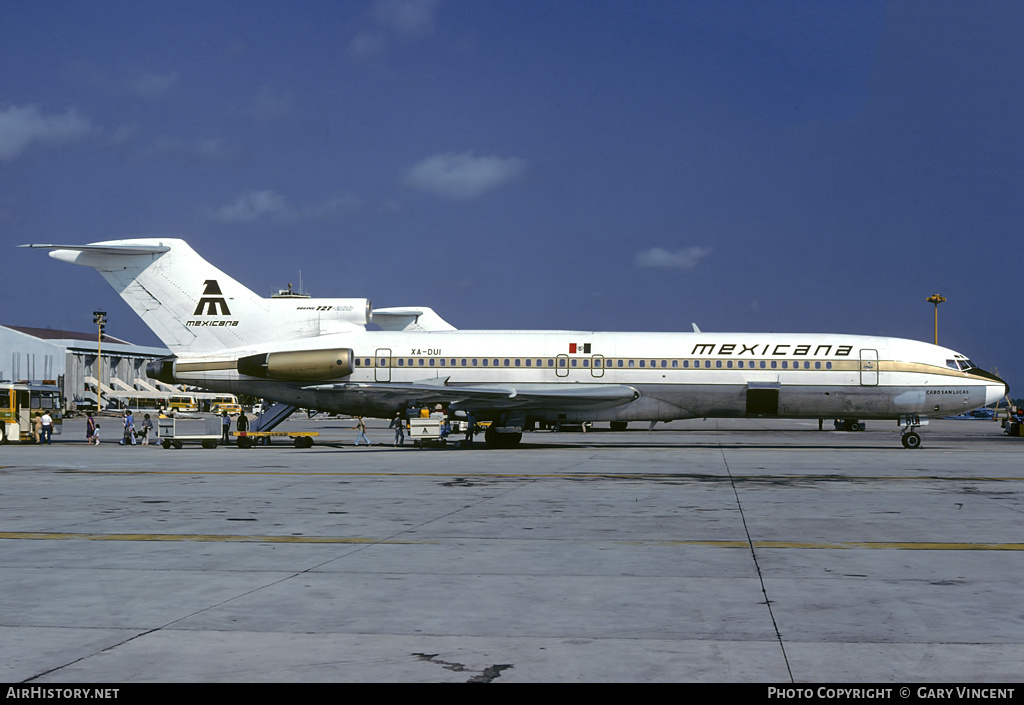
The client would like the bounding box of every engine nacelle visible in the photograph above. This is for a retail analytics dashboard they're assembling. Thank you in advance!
[269,298,372,327]
[147,357,177,384]
[237,348,354,381]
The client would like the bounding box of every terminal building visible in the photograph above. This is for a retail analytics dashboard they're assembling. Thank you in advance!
[0,324,175,411]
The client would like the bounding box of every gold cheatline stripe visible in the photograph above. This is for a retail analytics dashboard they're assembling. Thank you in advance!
[176,360,237,372]
[360,357,978,378]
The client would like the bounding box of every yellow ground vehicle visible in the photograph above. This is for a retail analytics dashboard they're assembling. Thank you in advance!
[0,381,63,443]
[210,395,242,415]
[120,395,168,411]
[168,394,199,412]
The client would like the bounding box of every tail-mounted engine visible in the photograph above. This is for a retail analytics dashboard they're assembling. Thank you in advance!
[237,348,354,380]
[146,356,177,384]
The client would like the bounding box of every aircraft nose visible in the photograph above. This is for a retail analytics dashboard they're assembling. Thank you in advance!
[986,384,1008,407]
[979,370,1009,406]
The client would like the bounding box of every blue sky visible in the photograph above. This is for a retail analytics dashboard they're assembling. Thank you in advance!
[4,1,1022,389]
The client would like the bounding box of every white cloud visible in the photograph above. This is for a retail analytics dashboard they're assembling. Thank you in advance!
[248,85,295,122]
[107,122,140,145]
[348,0,441,60]
[371,0,441,37]
[0,105,93,161]
[150,135,234,160]
[213,190,291,223]
[124,71,180,101]
[300,192,362,219]
[347,31,388,60]
[633,246,713,270]
[211,190,361,223]
[404,152,526,200]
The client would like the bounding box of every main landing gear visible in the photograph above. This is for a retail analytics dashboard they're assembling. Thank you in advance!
[484,425,522,448]
[483,411,524,449]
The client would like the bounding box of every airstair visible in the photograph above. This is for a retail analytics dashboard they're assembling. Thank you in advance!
[133,377,164,394]
[84,376,119,406]
[109,377,136,393]
[250,403,298,432]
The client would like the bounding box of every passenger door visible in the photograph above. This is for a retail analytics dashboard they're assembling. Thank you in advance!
[375,348,391,382]
[860,349,878,386]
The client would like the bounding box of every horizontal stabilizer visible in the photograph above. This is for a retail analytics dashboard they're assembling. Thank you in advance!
[20,243,171,256]
[372,307,456,331]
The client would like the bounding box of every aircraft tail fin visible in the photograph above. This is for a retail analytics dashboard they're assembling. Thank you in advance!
[22,239,368,354]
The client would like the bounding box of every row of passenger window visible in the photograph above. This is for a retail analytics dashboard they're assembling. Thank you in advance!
[353,357,836,370]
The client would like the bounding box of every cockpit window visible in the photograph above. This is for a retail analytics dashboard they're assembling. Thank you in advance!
[946,360,959,370]
[960,358,976,371]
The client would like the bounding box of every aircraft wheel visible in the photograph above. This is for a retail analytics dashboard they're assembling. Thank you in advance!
[485,428,522,448]
[901,432,922,449]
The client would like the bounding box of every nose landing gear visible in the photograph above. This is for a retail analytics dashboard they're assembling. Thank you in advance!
[900,415,925,449]
[901,431,922,449]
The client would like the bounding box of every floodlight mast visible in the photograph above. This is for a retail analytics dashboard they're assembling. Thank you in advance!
[92,311,106,409]
[926,295,945,345]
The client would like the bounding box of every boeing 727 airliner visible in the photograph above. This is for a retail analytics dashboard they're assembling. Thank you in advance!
[23,239,1007,449]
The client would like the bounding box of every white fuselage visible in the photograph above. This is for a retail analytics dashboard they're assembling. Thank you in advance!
[171,329,1003,423]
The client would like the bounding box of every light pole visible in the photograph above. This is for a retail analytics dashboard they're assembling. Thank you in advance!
[92,311,106,409]
[926,295,945,345]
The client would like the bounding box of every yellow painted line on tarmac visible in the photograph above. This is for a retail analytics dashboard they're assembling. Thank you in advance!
[0,531,428,544]
[642,540,1024,551]
[52,469,1024,481]
[2,532,1020,551]
[58,470,539,478]
[758,540,1024,551]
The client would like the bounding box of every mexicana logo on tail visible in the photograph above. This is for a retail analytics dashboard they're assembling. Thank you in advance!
[193,280,231,316]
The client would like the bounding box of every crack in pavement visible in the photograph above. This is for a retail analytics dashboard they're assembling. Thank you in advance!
[413,653,513,683]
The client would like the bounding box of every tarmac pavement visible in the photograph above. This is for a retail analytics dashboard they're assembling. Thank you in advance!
[1,415,1021,683]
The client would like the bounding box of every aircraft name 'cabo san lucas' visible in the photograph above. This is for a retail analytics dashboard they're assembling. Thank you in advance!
[23,239,1007,449]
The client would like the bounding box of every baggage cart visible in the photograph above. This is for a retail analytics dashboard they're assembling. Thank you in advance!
[234,431,318,448]
[158,415,222,449]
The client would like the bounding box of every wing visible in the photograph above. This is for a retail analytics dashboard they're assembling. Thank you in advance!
[305,377,639,411]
